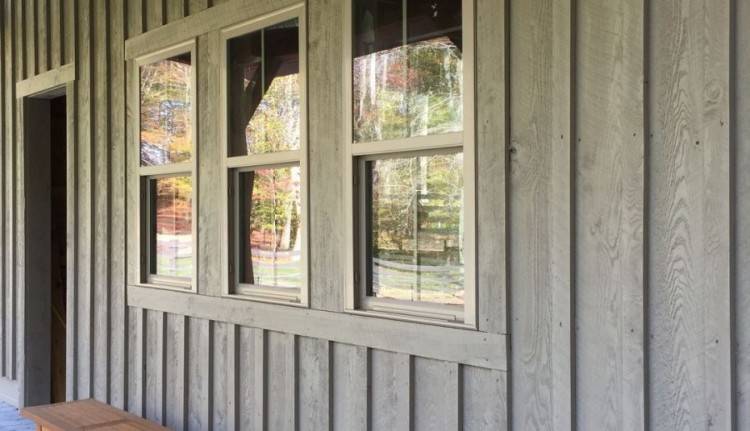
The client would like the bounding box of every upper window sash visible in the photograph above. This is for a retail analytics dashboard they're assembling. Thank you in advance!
[220,4,309,307]
[136,40,198,175]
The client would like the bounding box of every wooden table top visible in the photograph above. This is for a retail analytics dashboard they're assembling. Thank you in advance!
[21,399,169,430]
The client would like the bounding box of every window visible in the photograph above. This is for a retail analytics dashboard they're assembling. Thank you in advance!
[221,6,308,305]
[346,0,475,325]
[137,42,197,290]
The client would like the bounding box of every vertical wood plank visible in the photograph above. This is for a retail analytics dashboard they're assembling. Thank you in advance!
[165,314,188,431]
[509,0,574,429]
[463,366,508,431]
[647,0,733,429]
[49,0,62,69]
[127,0,145,39]
[308,0,345,311]
[188,0,209,16]
[298,337,330,431]
[25,0,36,77]
[369,350,410,431]
[63,0,75,65]
[737,0,750,426]
[0,0,11,381]
[108,0,127,410]
[146,0,164,32]
[412,359,459,431]
[226,324,239,431]
[266,331,296,431]
[212,321,229,430]
[187,317,211,431]
[476,0,507,335]
[92,0,110,404]
[37,0,48,73]
[197,31,221,296]
[75,0,94,400]
[575,0,646,429]
[332,343,367,430]
[10,0,23,384]
[145,310,166,424]
[166,0,185,23]
[237,327,264,431]
[127,306,146,416]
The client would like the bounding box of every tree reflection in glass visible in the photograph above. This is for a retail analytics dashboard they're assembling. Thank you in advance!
[140,54,192,166]
[149,176,192,278]
[238,167,302,290]
[353,0,463,143]
[365,152,464,305]
[228,19,300,156]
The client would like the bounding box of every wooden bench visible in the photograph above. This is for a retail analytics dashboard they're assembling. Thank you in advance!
[21,399,168,430]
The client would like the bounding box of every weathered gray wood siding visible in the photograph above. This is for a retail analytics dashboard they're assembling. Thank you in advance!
[0,0,747,430]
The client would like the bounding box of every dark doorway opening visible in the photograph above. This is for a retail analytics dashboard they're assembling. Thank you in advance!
[49,96,67,404]
[23,93,67,406]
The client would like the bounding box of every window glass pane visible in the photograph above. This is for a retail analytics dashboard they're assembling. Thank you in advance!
[352,0,463,143]
[365,152,463,305]
[140,53,192,166]
[150,176,192,278]
[228,19,301,156]
[237,166,302,290]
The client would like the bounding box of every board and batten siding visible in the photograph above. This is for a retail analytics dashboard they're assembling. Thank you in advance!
[0,0,747,430]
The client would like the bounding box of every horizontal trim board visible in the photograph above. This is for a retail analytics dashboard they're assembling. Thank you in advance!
[125,0,301,60]
[15,63,75,98]
[128,286,507,370]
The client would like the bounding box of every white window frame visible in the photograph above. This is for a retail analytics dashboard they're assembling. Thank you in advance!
[219,4,310,307]
[133,40,198,292]
[343,0,476,327]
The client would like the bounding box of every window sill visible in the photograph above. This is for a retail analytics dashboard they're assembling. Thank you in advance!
[223,290,305,308]
[131,282,195,293]
[344,307,473,331]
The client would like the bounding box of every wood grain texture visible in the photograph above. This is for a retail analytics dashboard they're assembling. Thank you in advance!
[266,331,296,431]
[509,0,573,429]
[412,358,459,431]
[462,366,507,430]
[648,0,732,429]
[297,337,330,431]
[49,0,62,69]
[211,322,229,430]
[187,317,211,431]
[129,286,507,370]
[475,0,507,335]
[108,0,127,409]
[146,0,165,32]
[332,343,367,430]
[75,0,94,400]
[307,0,345,311]
[196,31,221,297]
[369,350,410,431]
[145,310,165,424]
[237,327,264,431]
[37,0,48,73]
[127,307,146,416]
[92,0,111,403]
[737,0,750,426]
[165,314,187,431]
[575,0,645,429]
[1,0,12,382]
